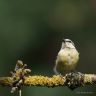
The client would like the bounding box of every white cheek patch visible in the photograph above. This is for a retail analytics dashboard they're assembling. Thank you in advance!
[66,43,75,48]
[61,42,65,49]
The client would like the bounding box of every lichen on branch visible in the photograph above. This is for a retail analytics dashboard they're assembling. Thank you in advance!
[24,75,65,87]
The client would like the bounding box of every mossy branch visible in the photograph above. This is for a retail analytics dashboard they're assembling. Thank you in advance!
[0,60,96,93]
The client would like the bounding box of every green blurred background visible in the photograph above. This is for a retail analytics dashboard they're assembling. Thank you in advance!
[0,0,96,96]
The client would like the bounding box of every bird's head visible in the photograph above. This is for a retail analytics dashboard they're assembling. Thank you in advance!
[61,39,75,49]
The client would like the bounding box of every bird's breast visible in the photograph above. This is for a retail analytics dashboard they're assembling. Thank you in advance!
[56,48,79,73]
[55,49,79,74]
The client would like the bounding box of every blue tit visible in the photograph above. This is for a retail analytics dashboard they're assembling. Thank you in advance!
[54,39,79,75]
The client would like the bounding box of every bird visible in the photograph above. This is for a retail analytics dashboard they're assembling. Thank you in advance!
[54,39,79,75]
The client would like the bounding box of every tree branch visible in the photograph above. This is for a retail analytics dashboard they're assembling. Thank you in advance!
[0,60,96,93]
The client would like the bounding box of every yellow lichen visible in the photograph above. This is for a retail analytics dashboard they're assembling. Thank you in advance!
[24,75,65,87]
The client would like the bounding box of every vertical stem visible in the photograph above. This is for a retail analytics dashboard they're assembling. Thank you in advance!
[19,90,21,96]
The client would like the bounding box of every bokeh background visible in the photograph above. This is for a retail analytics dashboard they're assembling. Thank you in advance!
[0,0,96,96]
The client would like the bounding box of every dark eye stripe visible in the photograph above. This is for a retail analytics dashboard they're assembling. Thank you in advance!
[66,40,72,43]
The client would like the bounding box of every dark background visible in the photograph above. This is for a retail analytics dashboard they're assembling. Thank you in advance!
[0,0,96,96]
